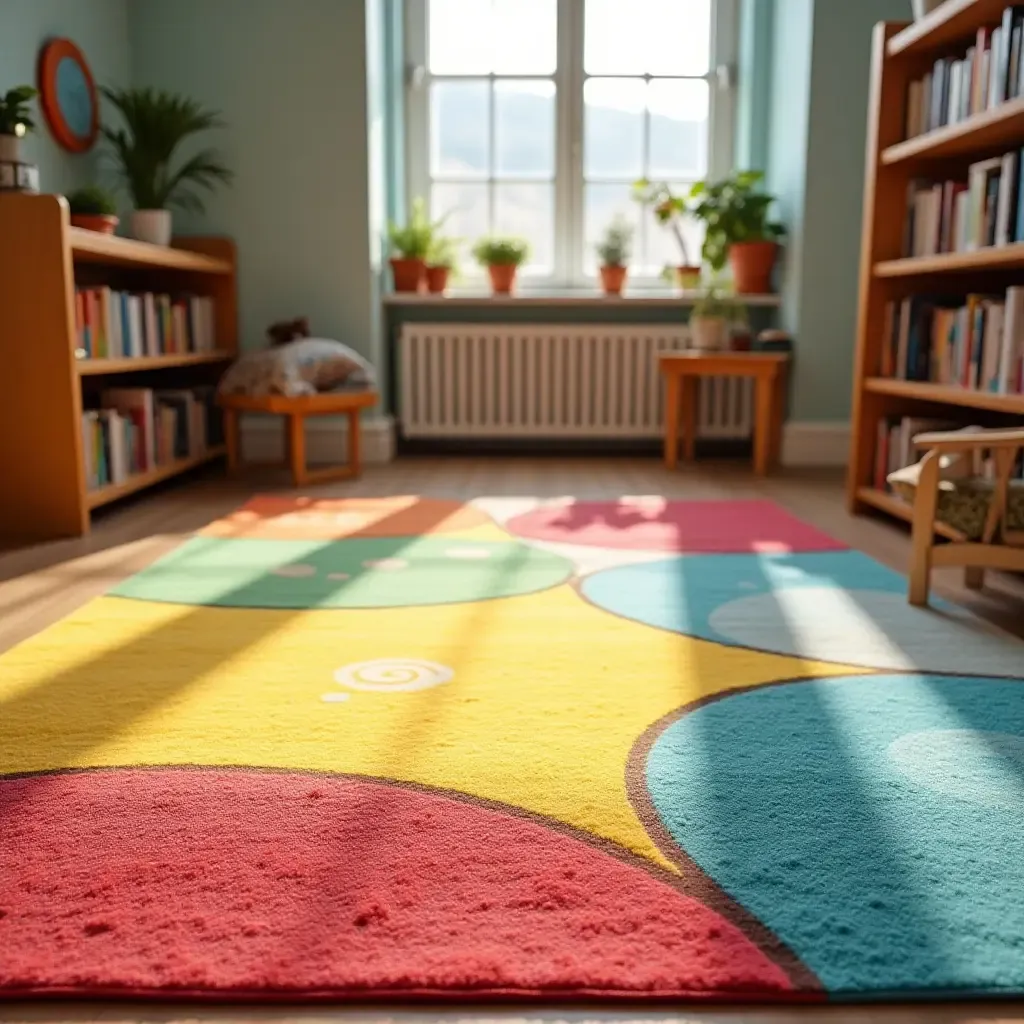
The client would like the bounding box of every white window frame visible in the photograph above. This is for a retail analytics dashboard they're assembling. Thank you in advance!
[405,0,738,291]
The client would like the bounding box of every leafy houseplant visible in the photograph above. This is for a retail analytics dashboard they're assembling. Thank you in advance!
[688,171,785,294]
[632,180,700,289]
[425,235,459,295]
[66,185,119,235]
[472,236,529,295]
[595,216,634,296]
[689,284,745,351]
[388,198,447,293]
[0,85,37,163]
[102,86,232,247]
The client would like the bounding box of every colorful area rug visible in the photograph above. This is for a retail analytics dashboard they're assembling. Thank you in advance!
[1,495,1024,1001]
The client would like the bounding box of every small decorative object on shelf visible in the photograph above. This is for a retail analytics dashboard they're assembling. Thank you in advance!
[0,85,40,194]
[689,170,785,294]
[472,236,529,295]
[595,215,634,296]
[754,328,794,354]
[689,284,744,351]
[102,86,232,246]
[388,198,447,293]
[632,179,701,288]
[911,0,946,21]
[66,185,118,234]
[425,233,458,295]
[37,39,99,153]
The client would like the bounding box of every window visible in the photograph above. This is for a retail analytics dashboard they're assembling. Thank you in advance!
[406,0,737,287]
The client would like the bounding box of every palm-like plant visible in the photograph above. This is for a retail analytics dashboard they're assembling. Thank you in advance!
[101,86,232,212]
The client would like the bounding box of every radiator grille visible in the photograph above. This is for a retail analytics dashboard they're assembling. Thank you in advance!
[398,323,753,440]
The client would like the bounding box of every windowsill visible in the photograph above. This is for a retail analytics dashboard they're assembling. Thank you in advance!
[382,290,782,307]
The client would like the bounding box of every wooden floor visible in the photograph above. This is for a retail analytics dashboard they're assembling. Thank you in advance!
[1,456,1023,1024]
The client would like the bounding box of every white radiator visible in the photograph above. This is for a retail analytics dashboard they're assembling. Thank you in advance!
[398,323,754,440]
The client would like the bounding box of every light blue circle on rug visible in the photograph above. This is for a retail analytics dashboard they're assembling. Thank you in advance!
[581,551,1024,675]
[111,535,574,609]
[645,674,1024,995]
[56,57,93,138]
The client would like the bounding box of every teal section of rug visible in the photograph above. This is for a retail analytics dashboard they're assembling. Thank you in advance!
[645,674,1024,995]
[111,535,574,608]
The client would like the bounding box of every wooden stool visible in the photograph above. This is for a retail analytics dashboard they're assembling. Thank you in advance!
[659,351,790,476]
[218,390,378,487]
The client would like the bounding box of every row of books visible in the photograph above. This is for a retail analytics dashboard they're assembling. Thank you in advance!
[904,6,1024,139]
[74,288,218,361]
[882,287,1024,394]
[904,150,1024,257]
[876,416,1024,492]
[82,387,223,491]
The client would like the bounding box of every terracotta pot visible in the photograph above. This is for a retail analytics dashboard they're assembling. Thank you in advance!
[729,240,778,295]
[487,263,518,295]
[425,265,450,294]
[675,265,702,291]
[390,257,426,293]
[599,264,627,296]
[690,315,728,351]
[70,213,119,235]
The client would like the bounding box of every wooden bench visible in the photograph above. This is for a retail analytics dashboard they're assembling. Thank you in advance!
[218,390,379,487]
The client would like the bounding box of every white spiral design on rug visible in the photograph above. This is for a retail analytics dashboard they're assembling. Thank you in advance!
[333,658,454,693]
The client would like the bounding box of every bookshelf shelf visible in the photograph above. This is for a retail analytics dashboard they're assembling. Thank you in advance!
[864,376,1024,413]
[849,14,1024,527]
[77,351,234,376]
[887,0,1008,57]
[0,193,238,544]
[86,446,227,509]
[875,243,1024,277]
[882,95,1024,165]
[70,228,233,273]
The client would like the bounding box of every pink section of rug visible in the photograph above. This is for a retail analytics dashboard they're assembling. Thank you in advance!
[505,499,848,554]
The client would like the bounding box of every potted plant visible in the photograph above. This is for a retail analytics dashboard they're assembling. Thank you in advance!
[387,198,445,293]
[472,236,529,295]
[0,85,37,163]
[688,170,785,294]
[425,235,458,295]
[632,180,701,289]
[101,86,232,247]
[689,284,743,351]
[66,185,119,234]
[595,216,633,296]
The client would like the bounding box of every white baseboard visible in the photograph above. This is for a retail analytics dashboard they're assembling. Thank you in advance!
[240,414,395,465]
[781,421,851,467]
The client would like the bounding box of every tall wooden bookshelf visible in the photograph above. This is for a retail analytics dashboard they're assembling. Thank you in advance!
[849,0,1024,527]
[0,193,237,545]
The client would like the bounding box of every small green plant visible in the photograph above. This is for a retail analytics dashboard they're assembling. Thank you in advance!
[388,198,449,259]
[632,180,694,266]
[472,236,530,267]
[691,283,747,324]
[0,85,37,136]
[688,170,785,272]
[595,216,634,267]
[102,86,232,212]
[67,185,118,217]
[426,234,460,269]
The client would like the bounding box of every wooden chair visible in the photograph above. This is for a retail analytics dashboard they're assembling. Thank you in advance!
[901,428,1024,606]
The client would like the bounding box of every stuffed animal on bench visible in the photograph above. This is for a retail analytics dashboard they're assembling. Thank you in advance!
[218,317,376,397]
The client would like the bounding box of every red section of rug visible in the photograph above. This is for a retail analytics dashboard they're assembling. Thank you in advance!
[0,769,794,1000]
[506,499,848,554]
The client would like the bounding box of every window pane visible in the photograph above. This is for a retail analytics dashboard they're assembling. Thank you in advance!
[429,0,491,74]
[431,81,489,177]
[638,183,705,276]
[429,0,556,75]
[648,79,709,180]
[492,0,557,74]
[584,78,644,180]
[495,183,554,272]
[585,0,711,76]
[495,80,555,179]
[432,182,488,274]
[584,184,643,273]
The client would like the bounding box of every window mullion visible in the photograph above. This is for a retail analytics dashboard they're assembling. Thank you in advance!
[559,0,584,286]
[488,74,496,234]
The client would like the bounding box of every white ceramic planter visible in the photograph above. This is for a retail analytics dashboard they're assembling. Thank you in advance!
[130,208,173,246]
[0,134,21,163]
[690,315,728,351]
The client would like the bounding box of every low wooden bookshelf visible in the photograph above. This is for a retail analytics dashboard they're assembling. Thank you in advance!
[849,2,1024,524]
[0,193,237,544]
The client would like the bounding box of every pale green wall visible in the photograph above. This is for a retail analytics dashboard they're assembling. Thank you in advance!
[767,0,911,422]
[0,0,130,196]
[128,0,381,371]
